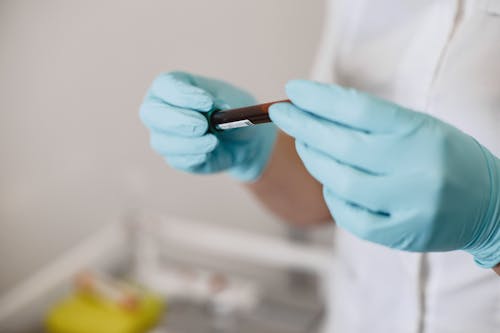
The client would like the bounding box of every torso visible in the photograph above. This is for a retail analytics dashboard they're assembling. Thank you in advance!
[313,1,500,332]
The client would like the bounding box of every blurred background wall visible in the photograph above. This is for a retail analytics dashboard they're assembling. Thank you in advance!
[0,0,324,295]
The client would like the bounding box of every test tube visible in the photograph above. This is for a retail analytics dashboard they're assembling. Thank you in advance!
[206,99,290,132]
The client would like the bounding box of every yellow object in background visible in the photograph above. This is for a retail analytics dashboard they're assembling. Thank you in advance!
[45,273,164,333]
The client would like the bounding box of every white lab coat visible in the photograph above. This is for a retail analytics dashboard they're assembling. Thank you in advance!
[313,1,500,332]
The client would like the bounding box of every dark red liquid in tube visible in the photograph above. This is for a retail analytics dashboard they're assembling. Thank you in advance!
[207,99,290,132]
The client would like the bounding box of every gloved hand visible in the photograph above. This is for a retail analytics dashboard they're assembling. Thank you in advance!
[269,80,500,268]
[140,71,277,182]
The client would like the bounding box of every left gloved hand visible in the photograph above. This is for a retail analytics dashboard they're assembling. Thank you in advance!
[269,80,500,268]
[139,71,276,182]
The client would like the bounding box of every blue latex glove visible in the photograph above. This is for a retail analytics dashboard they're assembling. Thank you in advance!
[269,80,500,268]
[140,71,277,182]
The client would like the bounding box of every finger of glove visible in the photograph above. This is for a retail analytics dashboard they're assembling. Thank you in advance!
[323,187,393,244]
[140,100,208,136]
[150,71,214,111]
[285,80,420,134]
[190,74,257,110]
[165,153,209,170]
[269,102,390,173]
[296,141,390,215]
[150,131,219,156]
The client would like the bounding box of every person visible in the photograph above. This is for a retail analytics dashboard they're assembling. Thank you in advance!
[139,1,500,332]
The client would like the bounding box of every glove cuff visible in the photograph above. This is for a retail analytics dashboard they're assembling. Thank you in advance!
[467,147,500,268]
[228,124,278,182]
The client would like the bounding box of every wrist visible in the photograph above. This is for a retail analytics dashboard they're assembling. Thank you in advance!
[494,263,500,276]
[466,147,500,268]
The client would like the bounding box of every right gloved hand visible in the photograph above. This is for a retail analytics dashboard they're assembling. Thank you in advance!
[269,80,500,268]
[139,71,277,182]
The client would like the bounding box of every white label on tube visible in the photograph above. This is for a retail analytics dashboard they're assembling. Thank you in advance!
[216,119,254,130]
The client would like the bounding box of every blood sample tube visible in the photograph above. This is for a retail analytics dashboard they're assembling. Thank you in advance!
[206,99,290,132]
